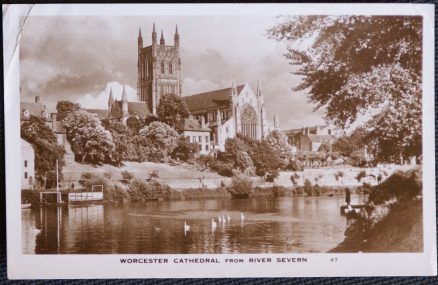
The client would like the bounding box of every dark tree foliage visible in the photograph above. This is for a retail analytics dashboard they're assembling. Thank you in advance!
[172,136,199,161]
[105,121,137,165]
[156,93,189,132]
[56,100,81,121]
[268,16,422,162]
[126,116,143,134]
[21,116,65,189]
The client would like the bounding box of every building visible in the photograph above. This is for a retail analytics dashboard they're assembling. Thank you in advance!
[182,116,211,155]
[286,125,336,152]
[21,139,35,190]
[21,96,75,164]
[137,24,182,114]
[183,80,267,151]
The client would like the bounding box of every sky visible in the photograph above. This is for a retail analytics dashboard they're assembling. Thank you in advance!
[19,15,326,129]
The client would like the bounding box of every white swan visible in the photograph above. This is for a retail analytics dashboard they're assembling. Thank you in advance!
[227,213,231,222]
[184,221,190,232]
[211,218,217,229]
[240,212,245,222]
[218,215,222,223]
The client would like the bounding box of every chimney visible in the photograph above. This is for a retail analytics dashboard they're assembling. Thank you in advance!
[201,116,205,128]
[35,96,40,103]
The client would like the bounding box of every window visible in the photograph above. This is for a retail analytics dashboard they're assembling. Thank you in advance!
[193,136,197,142]
[24,172,28,179]
[205,136,209,142]
[24,160,27,168]
[198,136,202,142]
[161,61,165,74]
[169,63,173,74]
[206,145,209,151]
[186,136,190,142]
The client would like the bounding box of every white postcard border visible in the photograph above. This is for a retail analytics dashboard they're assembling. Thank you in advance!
[4,3,436,279]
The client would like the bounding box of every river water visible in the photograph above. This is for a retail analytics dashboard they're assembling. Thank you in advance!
[22,195,365,254]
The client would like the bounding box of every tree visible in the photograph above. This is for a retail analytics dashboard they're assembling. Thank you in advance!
[172,136,199,161]
[156,93,190,132]
[265,170,280,186]
[126,116,143,134]
[56,101,81,121]
[137,121,179,162]
[290,173,300,186]
[355,170,367,183]
[228,172,253,197]
[105,121,137,165]
[268,16,422,162]
[224,137,255,175]
[265,129,293,165]
[21,116,65,189]
[245,139,282,176]
[62,110,115,164]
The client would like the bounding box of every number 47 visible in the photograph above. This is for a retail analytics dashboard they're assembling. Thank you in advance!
[330,258,338,262]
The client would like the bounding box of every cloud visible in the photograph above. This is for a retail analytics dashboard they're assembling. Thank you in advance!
[20,15,326,129]
[76,82,137,109]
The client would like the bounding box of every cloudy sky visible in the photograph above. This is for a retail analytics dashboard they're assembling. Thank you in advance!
[20,15,325,129]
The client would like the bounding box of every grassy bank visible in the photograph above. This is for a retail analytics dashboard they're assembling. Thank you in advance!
[330,168,422,253]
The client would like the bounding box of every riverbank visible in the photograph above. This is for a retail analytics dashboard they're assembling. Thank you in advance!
[330,168,422,253]
[330,199,422,252]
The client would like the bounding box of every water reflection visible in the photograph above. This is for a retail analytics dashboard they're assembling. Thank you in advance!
[22,195,364,254]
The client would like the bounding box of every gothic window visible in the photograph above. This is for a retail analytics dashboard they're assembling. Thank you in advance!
[169,63,173,74]
[24,172,28,179]
[24,160,27,168]
[161,61,165,74]
[240,104,258,140]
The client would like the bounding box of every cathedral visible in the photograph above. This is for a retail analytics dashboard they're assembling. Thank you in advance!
[135,23,267,151]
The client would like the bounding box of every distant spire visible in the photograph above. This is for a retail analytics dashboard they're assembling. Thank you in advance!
[108,87,114,106]
[152,23,157,44]
[160,30,165,45]
[230,76,237,97]
[257,78,262,95]
[121,85,128,103]
[174,24,180,47]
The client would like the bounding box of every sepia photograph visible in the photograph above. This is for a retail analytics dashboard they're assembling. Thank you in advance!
[4,3,436,278]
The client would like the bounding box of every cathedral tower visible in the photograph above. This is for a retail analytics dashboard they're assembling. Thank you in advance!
[137,23,182,115]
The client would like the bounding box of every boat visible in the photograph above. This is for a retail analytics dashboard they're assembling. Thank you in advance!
[21,203,32,209]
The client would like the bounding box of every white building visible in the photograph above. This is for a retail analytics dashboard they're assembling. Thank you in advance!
[21,139,35,190]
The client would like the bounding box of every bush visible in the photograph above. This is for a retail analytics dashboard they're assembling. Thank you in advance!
[79,172,128,203]
[127,178,171,202]
[368,168,422,204]
[287,160,304,171]
[228,173,253,197]
[210,160,234,177]
[304,179,313,196]
[272,185,288,197]
[21,190,39,203]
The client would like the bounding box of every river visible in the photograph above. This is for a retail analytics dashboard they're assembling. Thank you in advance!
[22,195,365,254]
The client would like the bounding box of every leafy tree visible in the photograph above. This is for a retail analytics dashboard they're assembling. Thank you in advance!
[137,121,179,162]
[172,136,199,161]
[56,101,81,121]
[126,116,143,134]
[224,137,255,175]
[304,179,313,196]
[290,173,300,186]
[105,121,138,165]
[265,129,293,164]
[265,170,280,185]
[228,172,253,197]
[156,93,189,132]
[355,170,367,183]
[268,16,422,162]
[62,110,115,164]
[21,116,65,188]
[247,139,282,176]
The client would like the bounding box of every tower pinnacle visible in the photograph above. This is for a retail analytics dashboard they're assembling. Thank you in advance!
[174,25,179,47]
[152,23,157,45]
[160,30,165,46]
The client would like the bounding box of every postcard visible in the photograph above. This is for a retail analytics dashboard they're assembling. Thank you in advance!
[3,3,436,278]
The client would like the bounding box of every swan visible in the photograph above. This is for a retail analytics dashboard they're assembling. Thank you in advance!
[221,215,226,223]
[184,221,190,232]
[240,212,245,222]
[211,218,217,231]
[218,215,222,223]
[227,213,231,222]
[286,238,303,246]
[153,225,161,232]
